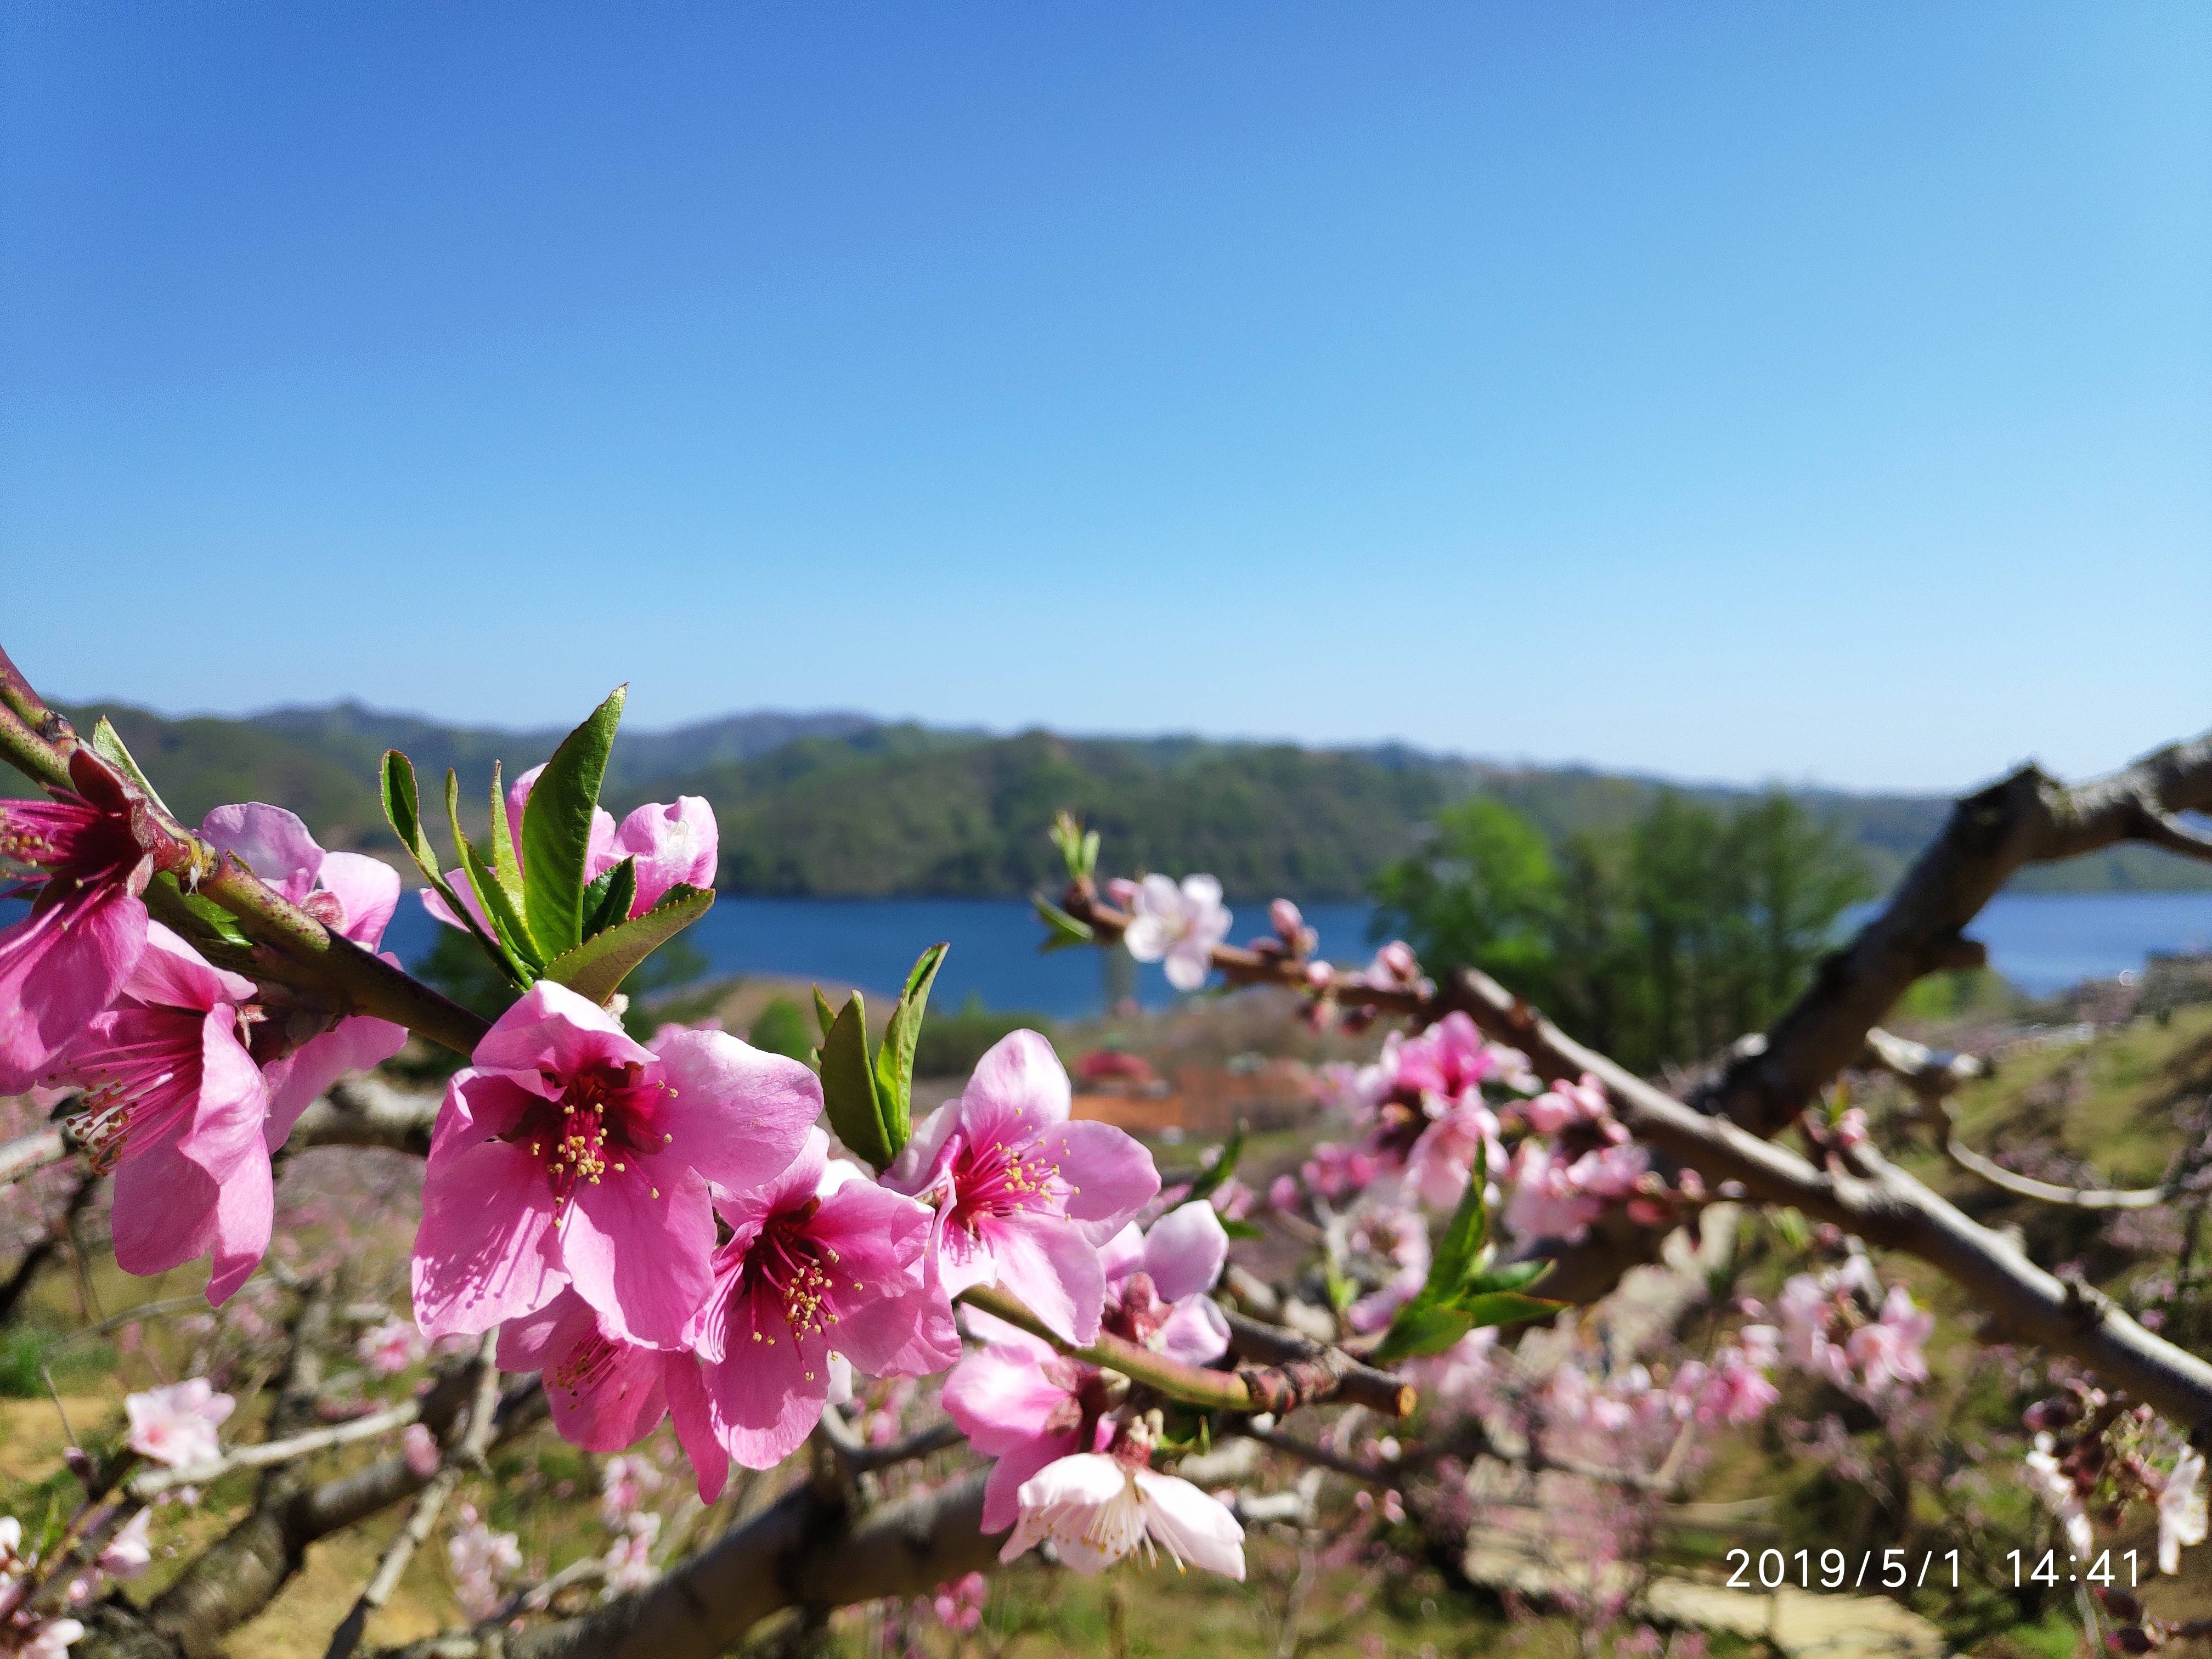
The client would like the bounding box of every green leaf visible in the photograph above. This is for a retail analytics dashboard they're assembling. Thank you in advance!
[580,857,637,939]
[447,770,541,975]
[88,719,172,816]
[872,943,946,1159]
[381,751,519,980]
[819,993,894,1170]
[812,987,839,1043]
[485,761,529,918]
[1183,1121,1246,1207]
[540,883,713,1006]
[1454,1290,1566,1331]
[1368,1304,1476,1365]
[1459,1259,1554,1299]
[151,873,252,947]
[1323,1261,1356,1315]
[1031,893,1095,953]
[1424,1147,1492,1303]
[520,686,627,957]
[1220,1217,1266,1241]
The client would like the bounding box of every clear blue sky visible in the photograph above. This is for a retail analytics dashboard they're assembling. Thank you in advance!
[4,4,2206,792]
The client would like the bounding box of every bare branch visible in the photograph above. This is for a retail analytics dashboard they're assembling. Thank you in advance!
[379,1471,1003,1659]
[1437,964,2212,1436]
[1941,1139,2172,1212]
[962,1285,1415,1420]
[324,1333,502,1659]
[129,1399,425,1501]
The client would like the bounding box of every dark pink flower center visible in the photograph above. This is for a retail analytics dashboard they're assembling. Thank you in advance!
[549,1327,625,1398]
[947,1132,1073,1235]
[512,1061,668,1209]
[0,792,142,907]
[741,1199,850,1345]
[72,1007,222,1171]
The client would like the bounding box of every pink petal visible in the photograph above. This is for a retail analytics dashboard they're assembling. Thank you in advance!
[706,1127,828,1241]
[110,1132,221,1279]
[200,804,323,904]
[701,1283,827,1469]
[943,1346,1076,1455]
[545,1333,667,1453]
[411,1140,567,1339]
[175,1006,272,1182]
[0,887,145,1091]
[1156,1296,1231,1367]
[651,1029,820,1198]
[130,922,256,1012]
[429,1070,548,1163]
[988,1217,1107,1346]
[881,1103,958,1199]
[496,1290,594,1373]
[1051,1120,1160,1240]
[1142,1202,1227,1302]
[662,1351,729,1502]
[206,1146,273,1305]
[315,852,402,946]
[611,797,718,912]
[472,981,654,1079]
[961,1031,1070,1133]
[979,1429,1077,1534]
[1136,1469,1245,1578]
[560,1166,716,1348]
[259,1014,409,1150]
[1098,1223,1145,1287]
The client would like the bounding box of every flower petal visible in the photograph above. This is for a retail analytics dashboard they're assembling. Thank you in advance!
[961,1031,1071,1132]
[1142,1201,1227,1302]
[561,1165,716,1348]
[200,804,323,905]
[651,1028,820,1198]
[1050,1120,1160,1239]
[988,1216,1107,1346]
[1136,1469,1245,1579]
[411,1140,567,1339]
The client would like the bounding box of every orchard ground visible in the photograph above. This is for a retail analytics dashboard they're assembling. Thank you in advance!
[3,963,2207,1657]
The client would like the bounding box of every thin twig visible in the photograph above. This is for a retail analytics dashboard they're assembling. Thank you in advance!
[323,1333,500,1659]
[131,1398,425,1499]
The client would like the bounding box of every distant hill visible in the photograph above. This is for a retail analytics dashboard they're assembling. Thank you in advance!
[9,701,2207,899]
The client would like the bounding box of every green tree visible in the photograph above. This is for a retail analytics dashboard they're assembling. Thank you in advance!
[748,996,816,1064]
[1373,790,1870,1076]
[1369,798,1562,1004]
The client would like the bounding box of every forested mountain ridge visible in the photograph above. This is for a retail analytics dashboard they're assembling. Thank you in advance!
[10,699,2206,899]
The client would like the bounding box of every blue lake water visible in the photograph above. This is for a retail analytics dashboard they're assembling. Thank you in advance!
[373,889,2212,1020]
[15,889,2209,1024]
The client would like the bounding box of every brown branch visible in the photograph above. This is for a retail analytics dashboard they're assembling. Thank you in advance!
[1860,1027,2174,1211]
[376,1471,1003,1659]
[324,1333,502,1659]
[1437,964,2212,1436]
[0,645,488,1056]
[962,1285,1414,1420]
[128,1398,426,1501]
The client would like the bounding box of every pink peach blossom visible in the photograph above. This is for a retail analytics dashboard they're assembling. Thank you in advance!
[1122,875,1231,992]
[1000,1452,1244,1578]
[199,804,406,1146]
[0,751,157,1093]
[411,981,817,1347]
[686,1128,957,1470]
[126,1379,235,1468]
[496,1288,729,1502]
[422,765,715,933]
[885,1032,1158,1345]
[44,924,273,1302]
